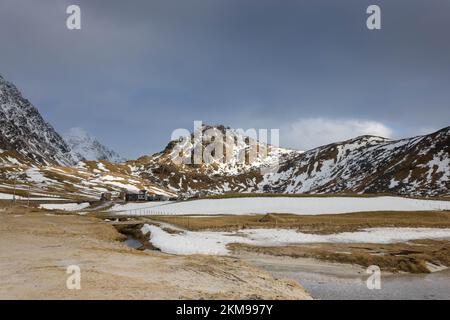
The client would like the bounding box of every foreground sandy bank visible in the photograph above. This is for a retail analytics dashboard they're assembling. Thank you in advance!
[0,209,310,300]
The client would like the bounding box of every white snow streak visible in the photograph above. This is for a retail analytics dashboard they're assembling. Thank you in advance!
[142,225,450,256]
[39,202,90,211]
[113,196,450,216]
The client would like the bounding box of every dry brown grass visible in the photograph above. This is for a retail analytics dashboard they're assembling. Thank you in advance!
[229,239,450,273]
[150,211,450,234]
[112,212,450,274]
[145,211,450,273]
[103,211,450,274]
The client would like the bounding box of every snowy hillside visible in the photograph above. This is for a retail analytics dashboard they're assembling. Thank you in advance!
[128,124,301,196]
[266,127,450,196]
[129,126,449,197]
[0,74,448,198]
[64,127,125,163]
[0,160,176,201]
[0,75,75,166]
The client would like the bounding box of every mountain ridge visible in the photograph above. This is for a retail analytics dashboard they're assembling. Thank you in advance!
[0,74,448,198]
[127,125,449,197]
[0,75,75,166]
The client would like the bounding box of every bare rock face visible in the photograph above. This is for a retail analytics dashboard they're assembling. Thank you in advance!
[0,75,75,166]
[130,125,449,197]
[128,124,301,196]
[266,127,449,196]
[1,74,448,197]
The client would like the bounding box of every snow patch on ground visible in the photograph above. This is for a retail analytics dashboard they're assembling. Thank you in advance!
[111,201,172,212]
[141,225,450,256]
[0,192,68,201]
[114,196,450,216]
[26,168,52,184]
[39,202,90,211]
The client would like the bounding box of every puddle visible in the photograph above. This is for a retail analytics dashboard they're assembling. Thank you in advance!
[124,236,143,249]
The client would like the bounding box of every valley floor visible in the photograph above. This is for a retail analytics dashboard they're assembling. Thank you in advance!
[130,211,450,273]
[2,199,450,300]
[0,208,310,300]
[129,210,450,299]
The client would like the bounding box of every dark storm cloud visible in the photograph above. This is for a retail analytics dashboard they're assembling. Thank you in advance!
[1,0,449,157]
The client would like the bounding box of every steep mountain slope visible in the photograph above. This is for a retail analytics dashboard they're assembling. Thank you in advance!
[0,75,75,166]
[129,126,449,197]
[64,127,125,163]
[1,75,447,198]
[0,159,176,201]
[127,124,301,195]
[265,127,449,196]
[0,75,172,200]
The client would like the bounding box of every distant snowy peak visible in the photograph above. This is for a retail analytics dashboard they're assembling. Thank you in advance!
[0,75,75,166]
[64,127,125,163]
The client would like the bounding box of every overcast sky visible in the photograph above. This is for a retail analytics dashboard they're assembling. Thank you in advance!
[1,0,449,158]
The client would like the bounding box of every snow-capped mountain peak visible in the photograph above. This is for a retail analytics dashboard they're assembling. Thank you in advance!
[0,75,75,166]
[64,127,125,163]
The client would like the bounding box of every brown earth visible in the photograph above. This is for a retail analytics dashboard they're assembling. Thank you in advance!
[149,211,450,234]
[0,207,310,300]
[146,211,450,273]
[228,240,450,274]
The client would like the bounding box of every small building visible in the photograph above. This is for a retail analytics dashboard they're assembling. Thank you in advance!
[124,190,173,202]
[100,192,112,201]
[125,190,157,202]
[126,190,147,202]
[137,189,148,201]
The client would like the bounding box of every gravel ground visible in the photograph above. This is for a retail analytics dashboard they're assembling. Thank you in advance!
[0,209,310,300]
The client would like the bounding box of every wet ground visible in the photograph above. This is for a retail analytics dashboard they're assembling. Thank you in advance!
[240,253,450,300]
[0,212,311,299]
[121,223,450,300]
[124,236,142,249]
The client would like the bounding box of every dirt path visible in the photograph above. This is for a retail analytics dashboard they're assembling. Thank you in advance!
[0,209,310,300]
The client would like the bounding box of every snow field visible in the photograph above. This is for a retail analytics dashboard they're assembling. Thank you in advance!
[39,202,90,211]
[112,196,450,216]
[141,224,450,256]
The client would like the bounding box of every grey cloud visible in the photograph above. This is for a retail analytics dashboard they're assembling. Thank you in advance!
[1,0,449,157]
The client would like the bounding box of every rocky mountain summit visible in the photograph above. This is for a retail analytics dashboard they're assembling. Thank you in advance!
[1,74,448,198]
[0,75,74,165]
